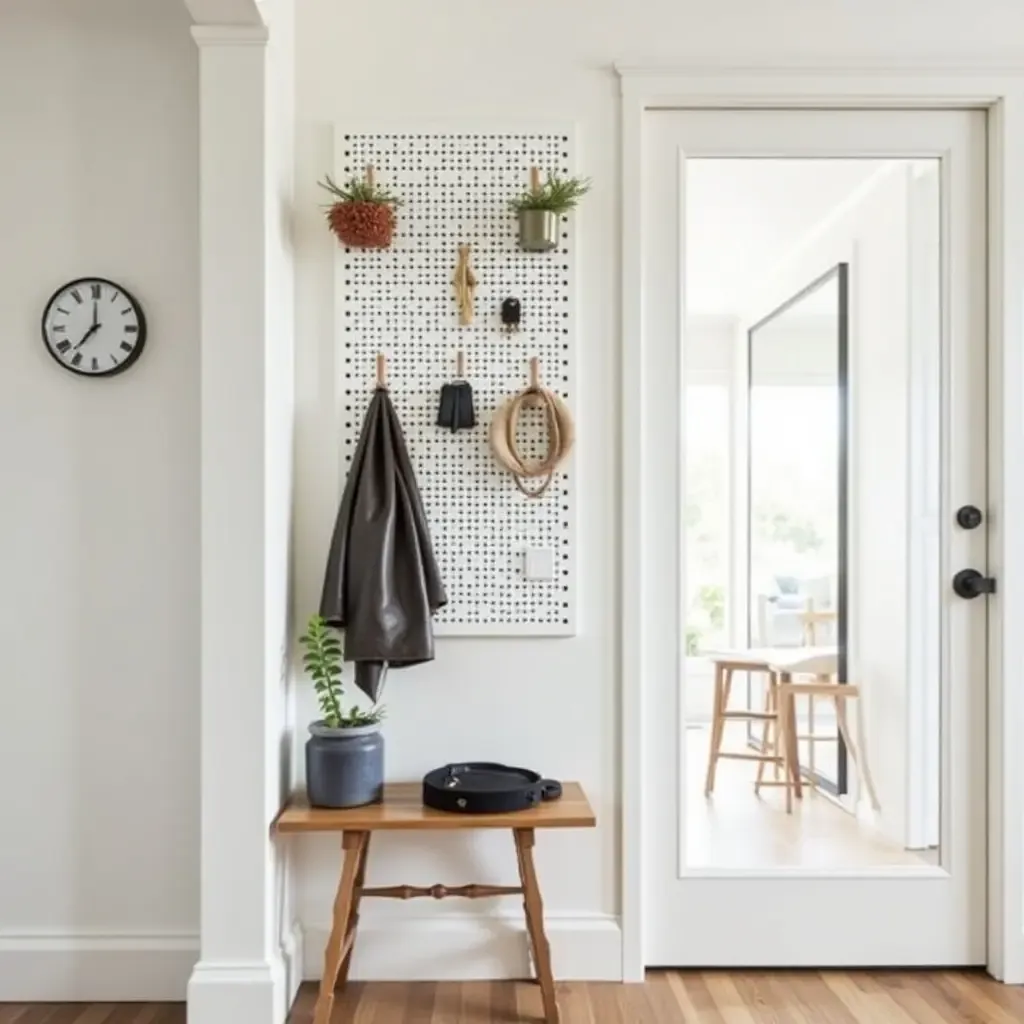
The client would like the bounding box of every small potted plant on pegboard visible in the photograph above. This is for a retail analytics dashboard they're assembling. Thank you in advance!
[509,167,591,252]
[318,164,402,249]
[300,614,386,808]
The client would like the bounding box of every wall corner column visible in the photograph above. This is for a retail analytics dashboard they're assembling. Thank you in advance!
[186,21,286,1024]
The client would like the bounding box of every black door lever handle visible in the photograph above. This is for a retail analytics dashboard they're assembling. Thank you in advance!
[952,568,996,598]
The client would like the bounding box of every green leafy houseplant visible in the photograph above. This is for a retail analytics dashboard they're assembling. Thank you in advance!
[508,173,592,214]
[318,168,403,249]
[299,614,385,729]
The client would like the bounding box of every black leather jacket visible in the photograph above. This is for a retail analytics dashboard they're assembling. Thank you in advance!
[319,388,446,701]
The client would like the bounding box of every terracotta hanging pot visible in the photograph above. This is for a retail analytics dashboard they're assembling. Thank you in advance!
[328,201,396,249]
[319,165,401,250]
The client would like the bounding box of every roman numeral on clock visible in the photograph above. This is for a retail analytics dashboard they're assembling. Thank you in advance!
[56,340,71,354]
[71,352,83,367]
[120,341,134,353]
[90,284,101,300]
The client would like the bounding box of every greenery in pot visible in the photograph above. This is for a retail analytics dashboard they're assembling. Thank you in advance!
[299,614,385,728]
[318,168,403,249]
[508,172,592,215]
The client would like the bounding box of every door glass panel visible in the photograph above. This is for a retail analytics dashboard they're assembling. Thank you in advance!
[682,158,942,870]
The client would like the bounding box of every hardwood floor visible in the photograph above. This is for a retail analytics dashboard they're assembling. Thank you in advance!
[6,971,1020,1022]
[0,1007,184,1023]
[687,725,936,869]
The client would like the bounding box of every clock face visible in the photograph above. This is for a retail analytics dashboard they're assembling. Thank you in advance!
[41,277,146,377]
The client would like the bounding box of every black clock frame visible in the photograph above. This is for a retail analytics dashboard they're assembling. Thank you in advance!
[40,276,147,378]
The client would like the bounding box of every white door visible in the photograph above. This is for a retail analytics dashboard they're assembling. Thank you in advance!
[644,109,988,965]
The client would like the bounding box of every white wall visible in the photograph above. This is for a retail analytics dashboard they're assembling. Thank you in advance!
[0,0,200,1000]
[846,172,914,846]
[686,160,885,316]
[290,0,1024,981]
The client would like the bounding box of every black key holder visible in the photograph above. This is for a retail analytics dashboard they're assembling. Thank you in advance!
[501,297,522,334]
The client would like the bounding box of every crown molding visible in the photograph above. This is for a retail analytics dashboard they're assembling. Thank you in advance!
[614,55,1024,79]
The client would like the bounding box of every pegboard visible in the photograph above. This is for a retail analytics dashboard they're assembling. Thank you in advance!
[333,126,577,636]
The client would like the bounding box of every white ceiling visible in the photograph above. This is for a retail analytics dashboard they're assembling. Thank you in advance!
[685,159,887,317]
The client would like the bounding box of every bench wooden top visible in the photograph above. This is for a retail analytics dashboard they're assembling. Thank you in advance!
[273,781,595,833]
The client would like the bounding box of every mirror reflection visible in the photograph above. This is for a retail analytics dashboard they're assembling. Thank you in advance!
[681,158,942,872]
[746,268,846,792]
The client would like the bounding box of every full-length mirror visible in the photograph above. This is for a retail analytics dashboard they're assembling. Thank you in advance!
[681,158,943,872]
[746,267,847,792]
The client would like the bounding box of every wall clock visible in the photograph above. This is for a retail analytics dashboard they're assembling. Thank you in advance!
[41,277,147,377]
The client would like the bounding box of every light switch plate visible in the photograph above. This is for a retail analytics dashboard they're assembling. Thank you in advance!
[523,547,556,581]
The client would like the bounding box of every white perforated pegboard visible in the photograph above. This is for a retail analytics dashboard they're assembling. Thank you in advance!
[333,127,577,636]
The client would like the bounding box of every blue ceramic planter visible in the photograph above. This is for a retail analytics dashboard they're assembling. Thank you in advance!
[306,721,384,808]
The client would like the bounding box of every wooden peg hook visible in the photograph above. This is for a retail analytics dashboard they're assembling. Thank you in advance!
[456,350,466,378]
[522,356,545,407]
[452,244,478,327]
[375,353,388,388]
[365,164,376,189]
[529,166,542,194]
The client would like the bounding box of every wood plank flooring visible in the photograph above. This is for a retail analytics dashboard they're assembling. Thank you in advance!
[0,1006,184,1023]
[3,971,1023,1022]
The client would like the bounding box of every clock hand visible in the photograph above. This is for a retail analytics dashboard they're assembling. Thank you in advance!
[73,323,101,349]
[92,300,98,329]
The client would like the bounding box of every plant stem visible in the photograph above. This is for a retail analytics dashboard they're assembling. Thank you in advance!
[317,633,343,724]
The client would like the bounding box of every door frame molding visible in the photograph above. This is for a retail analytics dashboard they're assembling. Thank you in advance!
[617,60,1024,983]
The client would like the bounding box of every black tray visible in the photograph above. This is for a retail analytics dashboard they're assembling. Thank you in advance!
[422,762,563,815]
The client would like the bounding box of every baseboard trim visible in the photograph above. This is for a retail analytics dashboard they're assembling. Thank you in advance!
[0,916,620,1001]
[281,919,304,1012]
[301,914,622,982]
[0,930,198,1001]
[188,957,284,1024]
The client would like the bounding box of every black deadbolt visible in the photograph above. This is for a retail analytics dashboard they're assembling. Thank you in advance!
[956,504,984,529]
[952,568,996,599]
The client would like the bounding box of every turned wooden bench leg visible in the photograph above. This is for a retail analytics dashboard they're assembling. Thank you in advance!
[514,827,560,1024]
[313,830,368,1024]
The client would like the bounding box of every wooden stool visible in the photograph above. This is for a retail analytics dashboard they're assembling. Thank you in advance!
[273,782,597,1024]
[774,677,881,814]
[704,658,787,796]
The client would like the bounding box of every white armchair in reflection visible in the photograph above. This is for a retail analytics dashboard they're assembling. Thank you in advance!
[753,573,838,647]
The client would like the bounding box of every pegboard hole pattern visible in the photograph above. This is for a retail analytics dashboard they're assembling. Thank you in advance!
[337,132,575,634]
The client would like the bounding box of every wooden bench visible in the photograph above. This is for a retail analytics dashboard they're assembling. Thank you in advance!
[272,781,596,1024]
